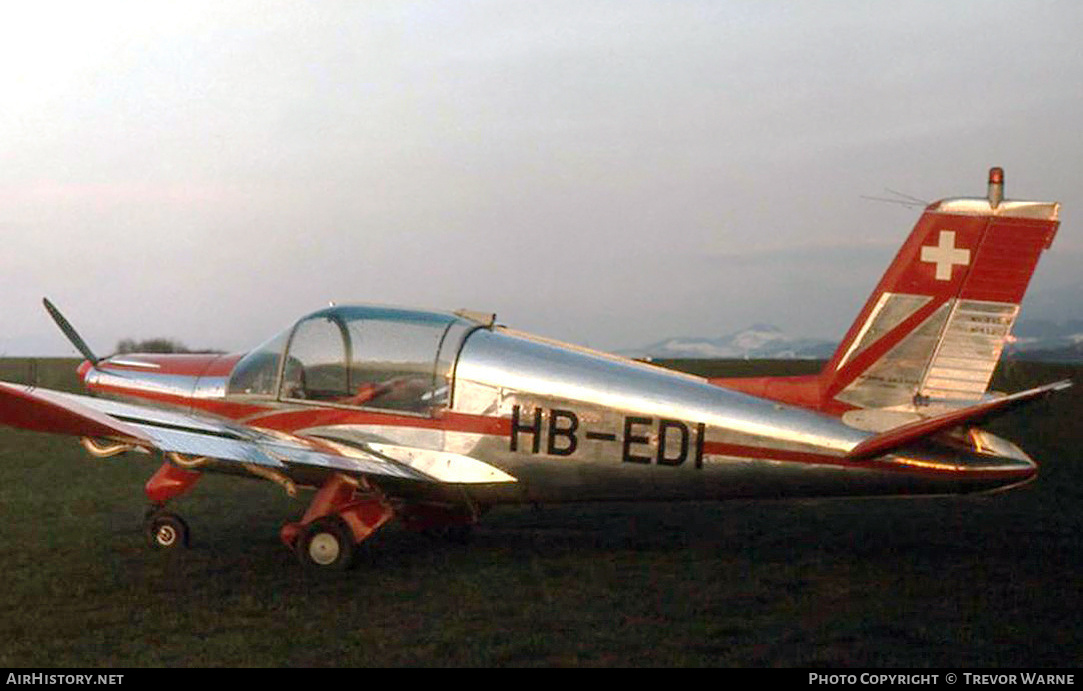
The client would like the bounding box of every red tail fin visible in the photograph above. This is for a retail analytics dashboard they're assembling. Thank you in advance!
[714,169,1060,415]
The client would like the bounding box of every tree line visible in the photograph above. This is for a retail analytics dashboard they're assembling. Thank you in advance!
[114,338,223,354]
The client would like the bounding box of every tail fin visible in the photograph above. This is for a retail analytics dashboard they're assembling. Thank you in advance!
[715,168,1060,415]
[823,168,1059,411]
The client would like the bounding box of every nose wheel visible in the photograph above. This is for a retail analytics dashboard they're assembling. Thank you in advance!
[144,510,190,549]
[142,461,198,551]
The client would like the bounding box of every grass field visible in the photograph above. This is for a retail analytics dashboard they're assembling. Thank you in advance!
[0,358,1080,667]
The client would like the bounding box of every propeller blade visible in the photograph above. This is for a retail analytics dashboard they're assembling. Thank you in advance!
[42,298,100,367]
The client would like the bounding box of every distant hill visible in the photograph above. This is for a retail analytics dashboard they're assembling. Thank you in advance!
[1005,319,1083,360]
[1010,341,1083,363]
[625,319,1083,362]
[622,324,835,360]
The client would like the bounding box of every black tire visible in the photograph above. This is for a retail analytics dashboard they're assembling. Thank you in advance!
[145,512,190,549]
[297,517,355,571]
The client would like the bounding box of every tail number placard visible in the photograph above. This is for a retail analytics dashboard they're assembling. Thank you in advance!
[510,405,706,469]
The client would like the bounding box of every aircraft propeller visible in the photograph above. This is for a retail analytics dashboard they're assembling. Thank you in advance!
[42,297,102,368]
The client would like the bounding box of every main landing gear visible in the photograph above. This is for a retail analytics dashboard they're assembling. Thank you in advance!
[280,473,394,571]
[295,516,356,569]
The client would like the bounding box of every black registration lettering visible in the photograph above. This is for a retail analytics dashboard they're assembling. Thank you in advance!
[510,405,542,453]
[622,416,653,464]
[694,422,705,469]
[511,407,707,469]
[656,418,689,466]
[547,408,579,456]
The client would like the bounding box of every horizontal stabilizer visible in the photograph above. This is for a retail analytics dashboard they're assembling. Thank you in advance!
[847,380,1071,460]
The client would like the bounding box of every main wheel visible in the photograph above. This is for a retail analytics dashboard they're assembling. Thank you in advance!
[145,511,190,549]
[297,517,355,570]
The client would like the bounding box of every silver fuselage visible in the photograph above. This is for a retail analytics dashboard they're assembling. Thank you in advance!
[439,327,1031,503]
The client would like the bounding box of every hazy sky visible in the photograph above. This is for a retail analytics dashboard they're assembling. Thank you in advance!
[3,1,1082,356]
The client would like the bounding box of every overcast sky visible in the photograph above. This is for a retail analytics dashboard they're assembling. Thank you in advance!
[3,1,1082,356]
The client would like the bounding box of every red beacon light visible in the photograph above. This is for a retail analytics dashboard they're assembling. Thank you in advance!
[988,166,1004,208]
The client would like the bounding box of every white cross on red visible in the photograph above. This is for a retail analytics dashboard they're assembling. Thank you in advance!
[920,230,970,281]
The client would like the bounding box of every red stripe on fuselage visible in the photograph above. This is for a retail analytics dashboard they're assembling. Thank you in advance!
[700,440,1029,481]
[91,384,1025,482]
[243,406,511,437]
[89,382,272,419]
[248,406,1023,481]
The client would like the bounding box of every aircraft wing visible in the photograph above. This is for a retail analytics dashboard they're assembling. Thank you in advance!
[0,382,515,484]
[847,379,1072,460]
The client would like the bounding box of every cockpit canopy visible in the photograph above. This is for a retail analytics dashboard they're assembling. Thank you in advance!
[226,305,481,415]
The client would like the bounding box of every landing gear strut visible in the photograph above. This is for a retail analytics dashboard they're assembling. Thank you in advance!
[280,473,395,570]
[141,461,201,550]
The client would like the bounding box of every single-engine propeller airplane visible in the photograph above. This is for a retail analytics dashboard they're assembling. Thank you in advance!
[0,168,1071,569]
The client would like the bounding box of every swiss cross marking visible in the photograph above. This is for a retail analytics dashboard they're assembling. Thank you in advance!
[920,230,970,281]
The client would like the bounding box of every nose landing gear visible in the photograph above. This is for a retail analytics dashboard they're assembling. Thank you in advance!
[141,460,202,550]
[144,509,190,549]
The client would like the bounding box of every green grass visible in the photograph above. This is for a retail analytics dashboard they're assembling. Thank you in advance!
[0,359,1080,667]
